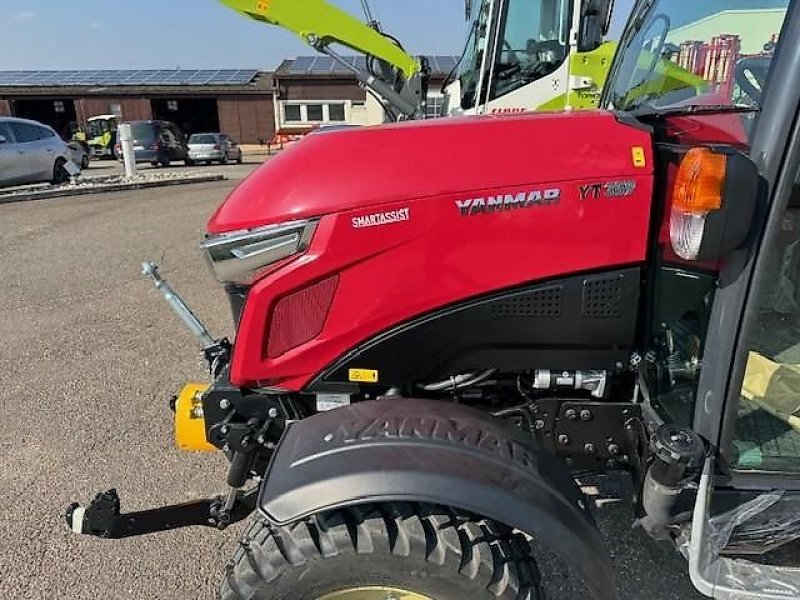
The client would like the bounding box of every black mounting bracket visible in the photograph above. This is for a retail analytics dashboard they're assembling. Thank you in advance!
[65,488,257,539]
[532,399,646,472]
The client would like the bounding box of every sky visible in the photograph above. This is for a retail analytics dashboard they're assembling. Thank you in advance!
[0,1,468,71]
[0,0,788,72]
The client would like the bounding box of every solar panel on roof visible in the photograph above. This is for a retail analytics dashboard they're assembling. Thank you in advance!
[288,57,314,74]
[188,70,217,83]
[0,68,258,87]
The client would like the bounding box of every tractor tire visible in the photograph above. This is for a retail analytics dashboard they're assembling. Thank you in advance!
[51,158,70,184]
[220,502,542,600]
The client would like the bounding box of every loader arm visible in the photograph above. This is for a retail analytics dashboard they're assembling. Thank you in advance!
[219,0,428,118]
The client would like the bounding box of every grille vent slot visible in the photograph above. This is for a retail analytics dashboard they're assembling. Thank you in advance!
[490,286,563,317]
[582,276,623,318]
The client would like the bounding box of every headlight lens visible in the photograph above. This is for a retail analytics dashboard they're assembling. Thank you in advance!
[201,220,317,285]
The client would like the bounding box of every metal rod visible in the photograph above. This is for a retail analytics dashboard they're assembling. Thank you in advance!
[141,262,216,349]
[320,45,418,118]
[360,0,376,24]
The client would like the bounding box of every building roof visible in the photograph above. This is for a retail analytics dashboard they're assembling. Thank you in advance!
[276,55,459,77]
[0,69,261,88]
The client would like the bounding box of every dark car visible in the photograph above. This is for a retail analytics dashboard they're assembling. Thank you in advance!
[117,120,191,167]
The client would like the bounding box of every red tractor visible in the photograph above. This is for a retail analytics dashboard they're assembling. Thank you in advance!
[68,1,800,598]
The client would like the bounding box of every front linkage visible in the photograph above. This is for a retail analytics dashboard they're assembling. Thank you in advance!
[65,263,291,538]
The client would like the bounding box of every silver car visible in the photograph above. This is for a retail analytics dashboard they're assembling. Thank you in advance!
[0,117,75,187]
[187,133,243,165]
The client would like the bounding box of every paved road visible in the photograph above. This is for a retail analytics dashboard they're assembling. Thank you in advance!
[0,158,704,599]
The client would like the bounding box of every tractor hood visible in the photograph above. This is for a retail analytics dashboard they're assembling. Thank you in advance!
[207,111,650,233]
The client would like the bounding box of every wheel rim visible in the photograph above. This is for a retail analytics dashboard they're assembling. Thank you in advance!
[316,587,432,600]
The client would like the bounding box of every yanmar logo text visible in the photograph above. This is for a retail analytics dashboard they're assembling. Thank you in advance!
[351,208,410,229]
[455,188,560,217]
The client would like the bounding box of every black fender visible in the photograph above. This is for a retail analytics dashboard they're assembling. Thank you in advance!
[259,398,618,600]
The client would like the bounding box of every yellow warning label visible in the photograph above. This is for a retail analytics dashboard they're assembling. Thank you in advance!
[349,368,379,383]
[632,146,647,168]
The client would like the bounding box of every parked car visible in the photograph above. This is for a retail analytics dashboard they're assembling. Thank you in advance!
[0,117,77,187]
[116,120,191,167]
[187,133,243,165]
[67,141,90,170]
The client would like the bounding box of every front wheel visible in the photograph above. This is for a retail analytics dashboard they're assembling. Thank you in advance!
[221,503,542,600]
[52,158,70,184]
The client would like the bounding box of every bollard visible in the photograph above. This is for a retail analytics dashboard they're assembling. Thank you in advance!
[118,123,137,179]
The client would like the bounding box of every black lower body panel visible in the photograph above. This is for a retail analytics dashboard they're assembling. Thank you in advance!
[313,266,641,387]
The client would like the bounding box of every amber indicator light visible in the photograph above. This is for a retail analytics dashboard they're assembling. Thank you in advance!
[673,147,727,215]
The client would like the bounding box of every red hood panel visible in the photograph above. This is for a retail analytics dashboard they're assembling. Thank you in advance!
[207,111,649,233]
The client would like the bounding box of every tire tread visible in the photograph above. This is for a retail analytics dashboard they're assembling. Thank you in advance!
[220,503,542,600]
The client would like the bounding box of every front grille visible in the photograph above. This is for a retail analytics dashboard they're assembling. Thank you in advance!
[266,275,339,359]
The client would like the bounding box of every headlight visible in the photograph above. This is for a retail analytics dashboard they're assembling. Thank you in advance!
[201,219,317,285]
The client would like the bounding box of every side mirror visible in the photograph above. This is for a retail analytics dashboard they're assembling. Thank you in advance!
[669,148,760,262]
[578,0,613,52]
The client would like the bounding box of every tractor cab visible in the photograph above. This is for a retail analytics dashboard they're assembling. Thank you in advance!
[603,0,800,596]
[85,114,118,158]
[450,0,616,113]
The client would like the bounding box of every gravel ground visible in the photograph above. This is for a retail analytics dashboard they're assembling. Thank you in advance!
[0,157,251,201]
[0,158,704,600]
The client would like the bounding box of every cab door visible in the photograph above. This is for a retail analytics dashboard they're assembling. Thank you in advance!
[685,6,800,596]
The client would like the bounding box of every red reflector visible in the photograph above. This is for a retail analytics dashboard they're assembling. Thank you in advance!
[214,144,221,150]
[266,275,339,359]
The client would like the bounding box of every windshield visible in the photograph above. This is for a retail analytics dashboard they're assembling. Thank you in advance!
[86,119,110,138]
[606,0,790,114]
[189,134,217,144]
[458,0,571,110]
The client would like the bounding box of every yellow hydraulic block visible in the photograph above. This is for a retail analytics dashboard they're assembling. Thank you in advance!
[174,383,216,452]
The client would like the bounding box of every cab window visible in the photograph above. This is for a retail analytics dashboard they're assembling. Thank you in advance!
[458,0,572,110]
[490,0,571,101]
[733,171,800,472]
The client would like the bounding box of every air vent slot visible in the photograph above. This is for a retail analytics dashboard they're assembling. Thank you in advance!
[582,276,623,318]
[491,286,563,317]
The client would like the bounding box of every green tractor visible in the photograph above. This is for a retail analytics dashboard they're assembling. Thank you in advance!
[75,114,118,160]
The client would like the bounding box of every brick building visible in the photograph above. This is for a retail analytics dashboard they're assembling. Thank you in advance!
[0,69,276,144]
[0,57,457,144]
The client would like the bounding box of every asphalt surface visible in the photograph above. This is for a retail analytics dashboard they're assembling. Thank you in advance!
[0,157,705,599]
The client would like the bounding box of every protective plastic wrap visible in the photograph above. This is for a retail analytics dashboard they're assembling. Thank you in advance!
[683,487,800,599]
